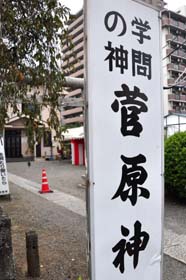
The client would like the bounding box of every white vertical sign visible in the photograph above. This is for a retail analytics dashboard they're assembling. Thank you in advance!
[86,0,163,279]
[0,136,10,196]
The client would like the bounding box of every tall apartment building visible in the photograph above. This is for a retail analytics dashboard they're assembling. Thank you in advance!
[162,6,186,115]
[62,2,175,125]
[62,10,84,125]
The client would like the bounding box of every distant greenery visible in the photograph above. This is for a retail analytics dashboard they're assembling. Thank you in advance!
[165,131,186,198]
[65,123,82,129]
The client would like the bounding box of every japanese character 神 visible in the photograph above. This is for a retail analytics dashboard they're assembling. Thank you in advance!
[112,221,149,274]
[112,154,150,206]
[132,49,152,80]
[104,11,127,36]
[105,41,128,74]
[131,17,151,44]
[111,83,148,137]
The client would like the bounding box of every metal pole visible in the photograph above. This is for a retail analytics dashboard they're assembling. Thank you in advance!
[64,76,84,89]
[83,1,92,279]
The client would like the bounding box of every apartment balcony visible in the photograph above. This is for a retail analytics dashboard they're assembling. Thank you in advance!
[69,23,83,39]
[68,14,83,33]
[166,48,174,56]
[162,18,186,31]
[62,116,84,125]
[63,57,84,72]
[63,31,84,53]
[178,22,186,30]
[167,78,186,87]
[166,34,185,44]
[179,65,186,71]
[168,94,186,102]
[67,88,82,98]
[168,94,178,101]
[167,78,175,85]
[71,68,84,78]
[63,50,83,69]
[162,18,171,26]
[168,108,186,114]
[62,107,83,117]
[166,48,186,60]
[167,63,185,72]
[63,41,84,59]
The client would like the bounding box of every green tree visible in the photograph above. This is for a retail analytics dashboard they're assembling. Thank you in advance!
[0,0,72,151]
[165,131,186,198]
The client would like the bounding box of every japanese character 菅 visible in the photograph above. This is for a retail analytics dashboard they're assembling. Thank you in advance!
[111,83,148,137]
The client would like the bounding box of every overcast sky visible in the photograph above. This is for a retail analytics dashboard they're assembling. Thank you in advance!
[62,0,83,14]
[62,0,186,14]
[166,0,186,11]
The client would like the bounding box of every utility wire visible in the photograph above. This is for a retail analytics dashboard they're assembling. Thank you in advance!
[162,39,186,60]
[162,36,186,89]
[172,68,186,84]
[163,66,186,89]
[162,27,186,50]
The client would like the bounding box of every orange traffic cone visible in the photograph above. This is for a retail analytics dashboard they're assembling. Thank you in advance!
[39,169,53,194]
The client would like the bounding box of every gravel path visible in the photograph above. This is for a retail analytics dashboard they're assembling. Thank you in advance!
[1,182,88,280]
[7,160,86,201]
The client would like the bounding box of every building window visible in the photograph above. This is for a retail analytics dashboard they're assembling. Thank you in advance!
[43,131,52,147]
[22,103,40,115]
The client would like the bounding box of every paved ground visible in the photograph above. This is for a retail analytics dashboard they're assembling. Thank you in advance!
[164,195,186,264]
[163,255,186,280]
[164,195,186,280]
[3,183,88,280]
[0,160,186,279]
[7,160,86,200]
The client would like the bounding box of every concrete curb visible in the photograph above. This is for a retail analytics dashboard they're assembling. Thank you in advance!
[8,173,86,217]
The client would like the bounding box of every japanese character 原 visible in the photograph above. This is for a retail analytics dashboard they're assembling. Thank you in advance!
[112,154,150,205]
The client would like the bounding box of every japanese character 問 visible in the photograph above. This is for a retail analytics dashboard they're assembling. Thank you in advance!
[132,49,152,80]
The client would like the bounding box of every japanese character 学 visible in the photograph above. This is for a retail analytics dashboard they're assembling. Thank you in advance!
[112,154,150,206]
[112,221,149,274]
[132,17,151,44]
[105,41,128,74]
[111,83,148,137]
[104,11,127,36]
